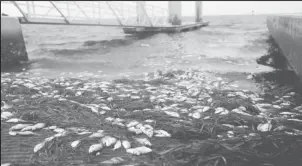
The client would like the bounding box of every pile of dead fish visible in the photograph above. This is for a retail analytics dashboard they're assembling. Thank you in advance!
[1,69,302,165]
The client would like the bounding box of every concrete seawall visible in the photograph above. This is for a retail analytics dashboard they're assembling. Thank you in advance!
[266,15,302,83]
[1,16,28,69]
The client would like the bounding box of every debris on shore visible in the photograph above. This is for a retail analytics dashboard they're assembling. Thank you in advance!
[1,69,302,166]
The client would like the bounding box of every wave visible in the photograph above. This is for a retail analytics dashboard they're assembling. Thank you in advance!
[241,33,269,52]
[83,39,133,47]
[31,38,140,56]
[35,47,107,56]
[38,41,81,47]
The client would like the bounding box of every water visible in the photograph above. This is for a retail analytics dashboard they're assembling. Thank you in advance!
[18,15,273,80]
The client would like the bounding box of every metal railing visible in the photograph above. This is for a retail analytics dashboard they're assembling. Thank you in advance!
[4,1,169,27]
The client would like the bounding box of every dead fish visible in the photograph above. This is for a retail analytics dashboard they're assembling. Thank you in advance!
[99,111,106,115]
[21,125,35,132]
[246,74,253,79]
[32,123,46,130]
[135,137,152,146]
[192,112,201,119]
[89,132,105,138]
[8,131,17,136]
[227,131,235,138]
[232,109,252,116]
[122,140,131,149]
[105,117,115,123]
[1,111,14,120]
[273,105,281,109]
[222,124,235,129]
[215,107,225,114]
[128,127,142,134]
[89,143,104,154]
[101,157,124,165]
[273,125,288,131]
[1,163,11,166]
[53,128,65,133]
[141,128,153,138]
[10,124,31,131]
[287,119,302,123]
[34,141,46,153]
[71,140,81,149]
[112,140,122,151]
[101,106,111,111]
[279,112,298,115]
[77,131,92,135]
[1,101,13,110]
[164,111,180,118]
[144,119,154,123]
[6,118,26,123]
[47,126,57,130]
[126,146,152,155]
[101,136,117,147]
[202,106,210,112]
[44,136,55,142]
[17,131,39,136]
[257,121,272,132]
[154,130,171,137]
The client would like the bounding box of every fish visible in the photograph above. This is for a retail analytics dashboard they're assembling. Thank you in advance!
[34,142,46,153]
[89,132,105,138]
[154,130,171,137]
[10,124,31,131]
[1,112,13,120]
[126,120,140,128]
[135,138,152,146]
[257,122,272,132]
[126,146,152,155]
[101,157,124,165]
[101,136,117,147]
[17,131,39,136]
[71,140,81,149]
[122,140,131,149]
[6,118,26,123]
[112,140,122,150]
[88,143,104,154]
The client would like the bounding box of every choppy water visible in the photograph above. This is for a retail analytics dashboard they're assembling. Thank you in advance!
[16,15,273,80]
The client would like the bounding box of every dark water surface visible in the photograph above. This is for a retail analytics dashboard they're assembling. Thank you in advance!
[5,15,275,85]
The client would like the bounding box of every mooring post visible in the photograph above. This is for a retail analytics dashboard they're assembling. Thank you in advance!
[195,1,203,23]
[168,1,182,25]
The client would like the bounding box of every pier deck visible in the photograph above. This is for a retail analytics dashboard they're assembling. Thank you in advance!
[122,22,209,34]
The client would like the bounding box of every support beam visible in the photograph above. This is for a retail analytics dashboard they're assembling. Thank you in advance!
[11,1,29,22]
[168,1,182,25]
[195,1,203,23]
[106,1,123,26]
[136,1,146,25]
[50,1,70,24]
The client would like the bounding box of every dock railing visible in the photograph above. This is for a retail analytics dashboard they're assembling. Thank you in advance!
[3,1,169,27]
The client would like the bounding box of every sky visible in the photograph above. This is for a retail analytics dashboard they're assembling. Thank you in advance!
[1,1,302,17]
[149,1,302,16]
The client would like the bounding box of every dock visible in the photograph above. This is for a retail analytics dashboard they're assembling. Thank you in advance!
[1,1,207,68]
[266,15,302,85]
[122,22,209,34]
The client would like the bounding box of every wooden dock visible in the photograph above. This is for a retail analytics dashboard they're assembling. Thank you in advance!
[122,22,209,34]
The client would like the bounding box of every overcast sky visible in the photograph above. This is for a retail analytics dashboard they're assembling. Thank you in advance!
[149,1,302,15]
[1,1,302,17]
